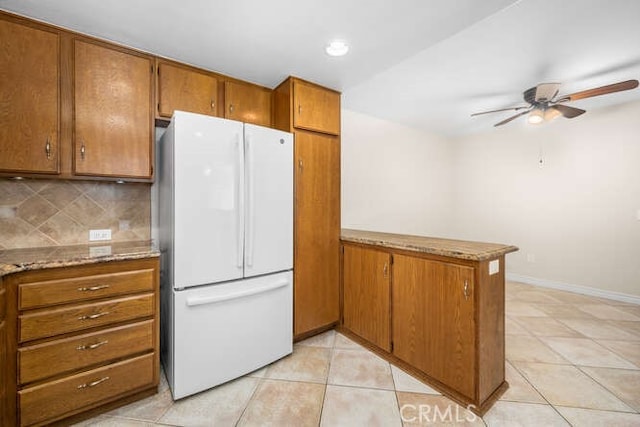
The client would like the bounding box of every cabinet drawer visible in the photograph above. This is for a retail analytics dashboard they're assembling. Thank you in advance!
[19,268,155,310]
[19,320,154,385]
[19,293,154,343]
[19,353,155,426]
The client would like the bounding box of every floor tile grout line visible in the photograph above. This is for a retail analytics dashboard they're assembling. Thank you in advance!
[233,376,264,427]
[575,365,639,414]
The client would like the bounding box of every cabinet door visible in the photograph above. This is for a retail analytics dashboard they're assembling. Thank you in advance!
[0,19,59,174]
[74,40,153,179]
[343,245,391,351]
[294,130,340,336]
[157,62,218,118]
[392,255,476,399]
[224,81,272,127]
[293,80,340,135]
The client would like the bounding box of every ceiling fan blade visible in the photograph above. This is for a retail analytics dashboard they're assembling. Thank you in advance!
[471,106,529,117]
[549,104,586,119]
[494,109,531,127]
[556,79,639,102]
[524,83,560,103]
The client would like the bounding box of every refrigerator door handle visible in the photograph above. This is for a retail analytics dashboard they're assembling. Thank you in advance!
[185,280,290,307]
[245,132,255,267]
[235,132,244,269]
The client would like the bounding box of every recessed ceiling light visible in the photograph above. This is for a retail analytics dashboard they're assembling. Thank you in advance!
[325,40,349,57]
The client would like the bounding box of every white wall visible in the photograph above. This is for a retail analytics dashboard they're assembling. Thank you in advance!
[341,109,453,237]
[450,101,640,297]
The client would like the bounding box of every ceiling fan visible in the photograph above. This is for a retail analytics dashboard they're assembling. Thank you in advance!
[472,79,639,127]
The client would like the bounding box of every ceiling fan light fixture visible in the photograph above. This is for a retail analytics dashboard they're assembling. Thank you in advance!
[325,40,349,57]
[527,108,544,124]
[544,107,562,121]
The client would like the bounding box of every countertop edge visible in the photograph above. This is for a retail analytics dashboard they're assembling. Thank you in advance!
[341,231,519,261]
[0,249,160,278]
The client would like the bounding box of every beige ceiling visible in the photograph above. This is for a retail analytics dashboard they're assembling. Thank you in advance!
[2,0,639,136]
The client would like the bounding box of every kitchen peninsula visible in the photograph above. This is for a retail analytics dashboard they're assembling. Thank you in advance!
[340,229,518,414]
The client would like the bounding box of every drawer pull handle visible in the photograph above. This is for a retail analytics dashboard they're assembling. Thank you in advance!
[78,285,109,292]
[77,340,108,351]
[77,376,110,389]
[78,311,110,321]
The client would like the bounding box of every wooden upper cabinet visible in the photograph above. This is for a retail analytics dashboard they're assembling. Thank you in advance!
[342,245,391,351]
[73,40,153,179]
[0,18,59,174]
[224,81,272,127]
[157,61,218,118]
[392,255,476,399]
[293,79,340,135]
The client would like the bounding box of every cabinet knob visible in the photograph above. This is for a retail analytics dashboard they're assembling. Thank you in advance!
[80,143,86,160]
[298,159,303,171]
[229,104,234,114]
[463,280,470,300]
[383,262,388,278]
[211,100,215,110]
[45,137,51,159]
[298,105,302,115]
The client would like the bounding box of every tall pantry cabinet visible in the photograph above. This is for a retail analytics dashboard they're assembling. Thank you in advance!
[274,78,341,338]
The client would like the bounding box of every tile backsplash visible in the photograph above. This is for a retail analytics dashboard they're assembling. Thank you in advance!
[0,179,151,249]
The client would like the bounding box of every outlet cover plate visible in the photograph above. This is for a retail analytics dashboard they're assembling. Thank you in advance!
[89,229,111,241]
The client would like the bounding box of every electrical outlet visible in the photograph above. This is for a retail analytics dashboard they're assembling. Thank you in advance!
[89,229,111,241]
[489,259,500,275]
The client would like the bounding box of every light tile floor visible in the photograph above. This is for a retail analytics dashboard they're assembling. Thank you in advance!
[74,281,640,426]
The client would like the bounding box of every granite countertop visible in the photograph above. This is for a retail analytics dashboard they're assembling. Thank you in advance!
[0,241,160,277]
[341,229,518,261]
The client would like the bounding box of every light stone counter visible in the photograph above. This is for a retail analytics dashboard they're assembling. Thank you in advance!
[341,229,518,261]
[0,241,159,277]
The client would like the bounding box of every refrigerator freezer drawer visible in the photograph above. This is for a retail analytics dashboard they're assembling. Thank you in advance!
[170,271,292,399]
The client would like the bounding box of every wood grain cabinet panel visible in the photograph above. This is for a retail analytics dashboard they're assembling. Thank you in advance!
[157,61,218,118]
[19,353,154,427]
[74,39,153,179]
[19,320,154,385]
[293,79,340,135]
[342,245,391,351]
[19,293,154,343]
[392,255,476,399]
[224,81,272,127]
[293,130,340,336]
[19,268,155,310]
[0,18,59,174]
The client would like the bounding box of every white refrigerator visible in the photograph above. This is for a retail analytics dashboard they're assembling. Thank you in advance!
[158,111,293,399]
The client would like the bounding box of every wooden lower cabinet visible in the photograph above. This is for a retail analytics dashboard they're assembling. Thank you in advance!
[392,255,475,399]
[2,258,160,426]
[342,245,391,351]
[340,242,507,414]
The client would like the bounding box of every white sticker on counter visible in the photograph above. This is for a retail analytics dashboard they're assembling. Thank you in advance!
[489,259,499,275]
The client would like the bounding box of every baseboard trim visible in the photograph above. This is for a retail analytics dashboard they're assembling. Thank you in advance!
[506,273,640,305]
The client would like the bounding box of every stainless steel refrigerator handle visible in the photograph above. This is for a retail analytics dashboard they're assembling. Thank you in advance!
[245,133,254,267]
[236,133,244,268]
[185,280,290,306]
